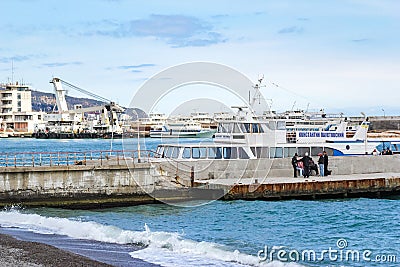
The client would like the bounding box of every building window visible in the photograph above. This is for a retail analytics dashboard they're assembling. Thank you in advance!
[17,94,21,100]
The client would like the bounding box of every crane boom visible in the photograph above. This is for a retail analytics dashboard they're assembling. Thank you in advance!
[60,79,110,103]
[50,78,69,113]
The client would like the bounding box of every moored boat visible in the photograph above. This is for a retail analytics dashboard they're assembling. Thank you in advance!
[150,120,216,138]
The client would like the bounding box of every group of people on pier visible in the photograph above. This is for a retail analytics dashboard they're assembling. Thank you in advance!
[291,151,329,178]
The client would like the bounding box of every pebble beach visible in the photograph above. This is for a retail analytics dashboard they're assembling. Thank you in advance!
[0,233,112,267]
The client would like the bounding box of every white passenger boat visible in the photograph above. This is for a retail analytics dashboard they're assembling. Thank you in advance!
[150,120,216,138]
[154,113,400,161]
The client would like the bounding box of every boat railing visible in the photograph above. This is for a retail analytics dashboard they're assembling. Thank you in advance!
[0,149,156,168]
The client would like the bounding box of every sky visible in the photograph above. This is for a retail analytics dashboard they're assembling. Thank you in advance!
[0,0,399,116]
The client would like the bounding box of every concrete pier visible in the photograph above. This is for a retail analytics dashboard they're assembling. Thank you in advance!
[1,151,400,208]
[196,173,400,200]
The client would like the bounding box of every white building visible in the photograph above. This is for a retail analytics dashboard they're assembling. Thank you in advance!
[0,82,44,135]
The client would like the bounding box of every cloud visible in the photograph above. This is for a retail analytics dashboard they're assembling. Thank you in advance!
[277,26,304,34]
[117,63,156,73]
[211,14,229,19]
[0,55,32,63]
[351,38,370,43]
[170,32,226,48]
[91,14,226,47]
[118,64,156,69]
[254,11,267,16]
[42,61,82,67]
[297,17,309,21]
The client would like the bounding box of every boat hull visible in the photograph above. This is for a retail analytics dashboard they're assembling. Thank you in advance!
[150,130,216,138]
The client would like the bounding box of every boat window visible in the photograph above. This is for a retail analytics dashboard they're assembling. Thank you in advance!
[250,147,256,157]
[208,147,216,159]
[233,123,241,133]
[258,124,264,133]
[231,147,238,159]
[311,147,324,156]
[284,147,297,158]
[323,148,334,156]
[218,124,228,133]
[268,121,276,130]
[182,147,191,159]
[164,146,173,158]
[394,144,399,152]
[223,147,232,159]
[226,123,234,133]
[244,123,251,133]
[252,123,259,133]
[277,121,286,130]
[262,123,271,131]
[208,147,222,159]
[270,147,283,158]
[238,123,246,133]
[192,148,200,159]
[256,147,269,158]
[238,147,250,159]
[171,147,179,158]
[270,147,276,158]
[199,147,207,159]
[156,146,164,157]
[216,147,223,159]
[297,147,310,157]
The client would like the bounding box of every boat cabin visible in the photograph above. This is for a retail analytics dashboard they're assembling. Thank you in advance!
[154,143,339,161]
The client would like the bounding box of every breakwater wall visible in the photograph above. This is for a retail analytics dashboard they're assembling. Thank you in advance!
[1,154,400,208]
[0,162,221,208]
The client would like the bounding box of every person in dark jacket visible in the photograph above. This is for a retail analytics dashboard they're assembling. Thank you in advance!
[323,151,329,176]
[309,157,319,176]
[301,152,311,178]
[291,153,298,177]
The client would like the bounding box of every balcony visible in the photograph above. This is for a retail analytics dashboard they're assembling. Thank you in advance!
[1,103,13,109]
[1,109,13,114]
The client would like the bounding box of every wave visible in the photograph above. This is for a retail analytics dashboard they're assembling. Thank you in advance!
[0,209,303,267]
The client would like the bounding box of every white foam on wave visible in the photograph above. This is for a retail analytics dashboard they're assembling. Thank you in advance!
[0,209,303,267]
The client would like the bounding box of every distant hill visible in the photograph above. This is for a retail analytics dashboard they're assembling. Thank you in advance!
[31,90,146,119]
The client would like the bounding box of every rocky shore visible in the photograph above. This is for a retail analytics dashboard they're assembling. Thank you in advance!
[0,233,113,267]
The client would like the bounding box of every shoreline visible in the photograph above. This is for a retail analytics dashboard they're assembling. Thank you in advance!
[0,227,159,267]
[0,233,113,267]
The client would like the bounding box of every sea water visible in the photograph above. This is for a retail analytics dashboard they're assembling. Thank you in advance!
[0,138,399,267]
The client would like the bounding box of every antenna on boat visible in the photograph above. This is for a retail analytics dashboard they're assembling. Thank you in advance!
[11,60,14,84]
[291,101,296,111]
[250,74,266,106]
[231,106,249,117]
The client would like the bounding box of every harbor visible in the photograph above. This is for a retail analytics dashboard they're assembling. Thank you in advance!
[2,72,400,266]
[2,1,400,265]
[2,78,400,140]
